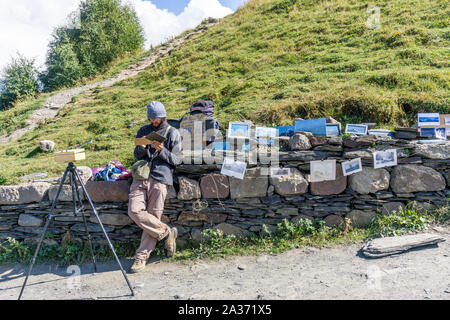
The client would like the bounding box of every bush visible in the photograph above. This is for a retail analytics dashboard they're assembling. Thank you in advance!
[40,42,83,91]
[41,0,145,90]
[0,53,39,108]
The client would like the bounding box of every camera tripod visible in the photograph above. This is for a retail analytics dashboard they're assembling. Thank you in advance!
[18,162,135,299]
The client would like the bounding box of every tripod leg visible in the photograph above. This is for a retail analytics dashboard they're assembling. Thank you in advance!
[18,164,71,300]
[72,167,135,296]
[71,167,97,273]
[70,171,78,217]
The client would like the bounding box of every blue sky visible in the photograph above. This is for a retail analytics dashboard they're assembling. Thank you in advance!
[149,0,247,14]
[0,0,249,72]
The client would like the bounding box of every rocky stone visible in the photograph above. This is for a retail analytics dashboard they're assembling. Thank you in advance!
[89,213,132,226]
[381,202,405,215]
[390,165,446,193]
[167,185,177,199]
[190,228,207,243]
[70,223,114,233]
[349,167,390,194]
[276,208,298,216]
[176,238,188,250]
[178,211,227,225]
[326,116,340,125]
[18,214,43,227]
[24,237,58,246]
[0,224,11,231]
[413,144,450,160]
[269,168,308,196]
[20,172,48,182]
[279,151,333,161]
[394,193,415,198]
[60,166,93,185]
[346,210,376,228]
[267,185,274,197]
[344,149,373,159]
[445,171,450,187]
[324,215,344,228]
[394,131,417,140]
[0,182,51,205]
[327,136,343,146]
[289,133,312,151]
[177,177,201,200]
[398,157,423,164]
[85,180,130,202]
[409,201,436,213]
[213,223,251,237]
[310,165,347,196]
[200,174,229,199]
[309,136,327,147]
[361,233,445,258]
[343,136,377,148]
[230,168,268,199]
[176,164,222,174]
[39,140,55,152]
[48,185,84,202]
[313,145,343,152]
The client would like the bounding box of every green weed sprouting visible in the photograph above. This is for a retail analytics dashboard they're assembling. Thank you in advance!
[369,201,449,237]
[0,237,32,263]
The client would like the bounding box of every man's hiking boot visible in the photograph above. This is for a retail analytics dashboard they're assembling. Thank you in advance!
[130,257,147,273]
[164,227,178,257]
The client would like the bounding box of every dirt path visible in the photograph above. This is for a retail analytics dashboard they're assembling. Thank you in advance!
[1,227,449,300]
[0,23,215,145]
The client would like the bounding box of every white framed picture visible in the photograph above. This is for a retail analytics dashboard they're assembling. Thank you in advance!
[417,113,440,127]
[341,158,362,176]
[326,124,341,136]
[255,127,277,138]
[345,124,368,135]
[373,149,397,169]
[310,160,336,182]
[220,157,247,180]
[270,167,291,177]
[435,128,446,140]
[420,127,437,138]
[227,122,251,139]
[368,129,394,137]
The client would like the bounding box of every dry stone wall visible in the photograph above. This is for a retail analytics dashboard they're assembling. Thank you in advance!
[1,135,449,246]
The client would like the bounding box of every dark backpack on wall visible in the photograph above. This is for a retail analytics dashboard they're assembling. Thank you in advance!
[190,100,214,117]
[180,100,220,146]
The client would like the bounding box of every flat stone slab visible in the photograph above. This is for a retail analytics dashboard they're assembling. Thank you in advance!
[361,233,445,258]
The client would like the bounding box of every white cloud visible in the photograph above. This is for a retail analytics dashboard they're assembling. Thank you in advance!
[0,0,80,71]
[0,0,234,73]
[129,0,233,47]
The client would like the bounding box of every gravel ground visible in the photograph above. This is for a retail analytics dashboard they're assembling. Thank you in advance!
[1,227,449,300]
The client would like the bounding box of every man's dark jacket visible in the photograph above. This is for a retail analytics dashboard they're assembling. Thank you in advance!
[134,121,182,186]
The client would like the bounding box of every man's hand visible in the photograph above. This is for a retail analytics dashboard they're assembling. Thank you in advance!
[149,140,164,152]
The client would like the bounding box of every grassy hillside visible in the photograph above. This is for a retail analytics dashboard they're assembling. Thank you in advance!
[0,0,449,184]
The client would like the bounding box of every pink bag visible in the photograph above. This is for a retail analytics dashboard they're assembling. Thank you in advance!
[91,160,130,181]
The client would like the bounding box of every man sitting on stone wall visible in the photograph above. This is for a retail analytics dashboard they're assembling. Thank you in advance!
[128,101,182,273]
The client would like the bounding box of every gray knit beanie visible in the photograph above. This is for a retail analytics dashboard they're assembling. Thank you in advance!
[147,101,167,118]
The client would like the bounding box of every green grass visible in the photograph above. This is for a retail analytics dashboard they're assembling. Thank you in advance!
[1,203,448,266]
[0,94,51,136]
[0,0,449,184]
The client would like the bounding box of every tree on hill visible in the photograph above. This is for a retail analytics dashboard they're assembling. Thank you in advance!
[39,41,83,92]
[0,53,40,110]
[41,0,145,91]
